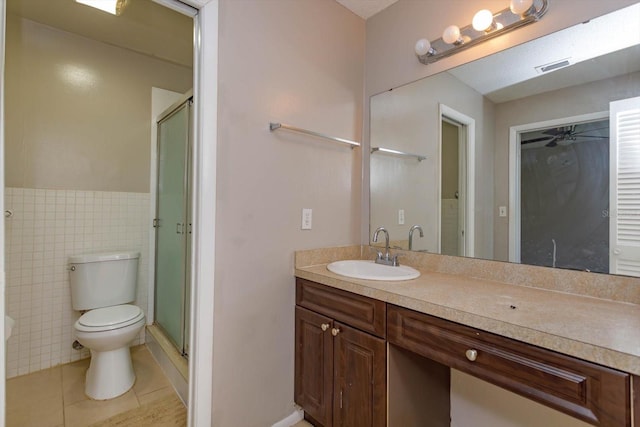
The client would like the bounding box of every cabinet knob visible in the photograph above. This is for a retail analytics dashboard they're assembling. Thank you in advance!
[465,349,478,361]
[331,328,341,336]
[321,323,329,331]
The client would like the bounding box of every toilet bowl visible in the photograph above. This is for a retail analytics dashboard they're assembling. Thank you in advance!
[74,304,145,400]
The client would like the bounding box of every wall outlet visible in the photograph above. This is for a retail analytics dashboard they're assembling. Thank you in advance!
[499,206,507,217]
[301,208,312,230]
[398,209,405,225]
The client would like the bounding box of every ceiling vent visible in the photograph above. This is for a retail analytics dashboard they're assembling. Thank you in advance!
[535,58,572,74]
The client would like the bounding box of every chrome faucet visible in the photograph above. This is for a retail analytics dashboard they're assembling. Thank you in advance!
[372,226,399,266]
[408,225,424,250]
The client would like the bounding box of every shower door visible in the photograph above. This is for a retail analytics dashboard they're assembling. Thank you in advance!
[155,98,192,355]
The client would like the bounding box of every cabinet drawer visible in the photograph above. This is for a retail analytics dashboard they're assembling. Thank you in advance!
[296,278,386,338]
[387,305,630,427]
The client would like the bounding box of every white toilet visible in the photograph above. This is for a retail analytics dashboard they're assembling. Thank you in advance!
[69,251,146,400]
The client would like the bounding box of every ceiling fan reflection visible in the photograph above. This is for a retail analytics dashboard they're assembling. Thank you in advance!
[522,125,609,147]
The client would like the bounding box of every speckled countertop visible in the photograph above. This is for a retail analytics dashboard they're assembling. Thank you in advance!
[294,246,640,376]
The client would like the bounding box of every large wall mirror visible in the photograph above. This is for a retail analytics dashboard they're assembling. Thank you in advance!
[370,3,640,276]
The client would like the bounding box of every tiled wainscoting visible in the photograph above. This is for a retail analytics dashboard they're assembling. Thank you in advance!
[4,188,151,378]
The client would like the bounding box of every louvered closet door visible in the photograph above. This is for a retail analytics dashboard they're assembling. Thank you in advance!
[610,96,640,276]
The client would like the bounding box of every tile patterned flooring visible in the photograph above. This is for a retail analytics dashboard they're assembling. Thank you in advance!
[6,345,183,427]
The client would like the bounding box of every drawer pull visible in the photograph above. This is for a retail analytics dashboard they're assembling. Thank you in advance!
[331,328,341,336]
[465,349,478,361]
[321,323,330,331]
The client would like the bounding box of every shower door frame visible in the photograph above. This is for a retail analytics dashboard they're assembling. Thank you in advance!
[154,94,193,356]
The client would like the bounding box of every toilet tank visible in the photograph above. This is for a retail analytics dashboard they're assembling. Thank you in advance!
[69,252,140,310]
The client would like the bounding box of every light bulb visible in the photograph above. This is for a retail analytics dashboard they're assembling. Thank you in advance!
[472,9,495,32]
[510,0,534,16]
[442,25,462,45]
[414,38,434,56]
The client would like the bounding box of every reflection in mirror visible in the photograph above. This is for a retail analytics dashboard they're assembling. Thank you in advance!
[369,2,640,276]
[520,119,610,273]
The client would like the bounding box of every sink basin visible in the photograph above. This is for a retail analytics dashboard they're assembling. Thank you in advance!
[327,260,420,281]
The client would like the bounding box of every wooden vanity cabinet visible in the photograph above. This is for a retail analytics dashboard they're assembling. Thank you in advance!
[634,375,639,427]
[387,304,631,427]
[295,279,386,427]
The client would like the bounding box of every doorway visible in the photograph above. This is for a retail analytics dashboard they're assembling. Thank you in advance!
[508,111,609,268]
[0,0,215,424]
[441,120,463,256]
[439,104,475,257]
[519,119,610,272]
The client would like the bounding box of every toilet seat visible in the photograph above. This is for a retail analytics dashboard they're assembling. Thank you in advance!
[75,304,144,332]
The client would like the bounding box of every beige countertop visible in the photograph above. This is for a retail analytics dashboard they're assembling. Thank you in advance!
[295,261,640,376]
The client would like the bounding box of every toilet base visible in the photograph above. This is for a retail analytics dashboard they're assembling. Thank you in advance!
[85,347,135,400]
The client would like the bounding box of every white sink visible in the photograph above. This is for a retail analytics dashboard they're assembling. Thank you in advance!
[327,260,420,281]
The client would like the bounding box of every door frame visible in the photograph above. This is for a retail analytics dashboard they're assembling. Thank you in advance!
[439,104,475,257]
[0,2,7,425]
[507,111,608,263]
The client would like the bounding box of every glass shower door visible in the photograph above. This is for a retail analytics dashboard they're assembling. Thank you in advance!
[155,101,191,353]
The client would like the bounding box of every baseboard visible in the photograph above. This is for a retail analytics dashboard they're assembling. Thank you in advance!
[271,408,304,427]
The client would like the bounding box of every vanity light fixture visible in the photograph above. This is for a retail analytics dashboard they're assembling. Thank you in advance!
[415,0,548,65]
[75,0,129,16]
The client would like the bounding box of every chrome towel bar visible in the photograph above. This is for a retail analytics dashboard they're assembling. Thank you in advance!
[371,147,427,162]
[269,122,360,148]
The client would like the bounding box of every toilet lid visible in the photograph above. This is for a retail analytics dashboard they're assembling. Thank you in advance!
[78,305,143,328]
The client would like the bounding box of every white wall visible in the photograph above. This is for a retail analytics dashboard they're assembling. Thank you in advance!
[212,0,365,425]
[4,15,192,192]
[450,370,590,427]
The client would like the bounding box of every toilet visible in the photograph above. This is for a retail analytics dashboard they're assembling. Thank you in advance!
[69,251,146,400]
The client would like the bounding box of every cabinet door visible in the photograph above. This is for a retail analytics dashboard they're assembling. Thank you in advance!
[333,322,386,427]
[295,307,334,426]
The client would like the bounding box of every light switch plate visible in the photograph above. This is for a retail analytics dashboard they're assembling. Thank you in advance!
[499,206,507,217]
[302,208,312,230]
[398,209,405,225]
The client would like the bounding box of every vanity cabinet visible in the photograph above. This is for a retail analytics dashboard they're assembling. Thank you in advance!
[387,304,631,427]
[295,279,386,427]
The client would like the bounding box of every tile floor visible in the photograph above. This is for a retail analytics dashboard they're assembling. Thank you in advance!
[6,345,183,427]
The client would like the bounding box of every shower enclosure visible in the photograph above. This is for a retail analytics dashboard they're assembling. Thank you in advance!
[154,94,193,356]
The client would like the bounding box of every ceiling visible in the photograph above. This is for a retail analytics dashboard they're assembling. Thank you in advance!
[336,0,398,19]
[6,0,193,67]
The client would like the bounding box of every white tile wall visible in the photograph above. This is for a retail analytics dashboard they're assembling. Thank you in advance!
[4,188,151,378]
